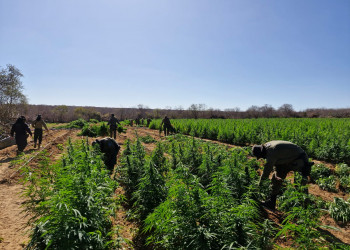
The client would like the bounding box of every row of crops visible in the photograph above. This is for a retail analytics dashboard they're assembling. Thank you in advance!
[16,132,350,249]
[118,135,349,249]
[19,140,121,249]
[150,118,350,163]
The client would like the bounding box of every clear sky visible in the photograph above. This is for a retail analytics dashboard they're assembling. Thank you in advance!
[1,0,349,111]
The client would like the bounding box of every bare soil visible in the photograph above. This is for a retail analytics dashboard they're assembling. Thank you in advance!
[0,126,349,249]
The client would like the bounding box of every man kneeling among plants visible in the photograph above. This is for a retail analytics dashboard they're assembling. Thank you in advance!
[92,137,120,173]
[252,140,314,209]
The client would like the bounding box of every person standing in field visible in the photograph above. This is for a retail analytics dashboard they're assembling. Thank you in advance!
[107,114,120,139]
[146,118,152,127]
[252,140,314,210]
[160,116,173,136]
[32,114,49,148]
[10,116,32,155]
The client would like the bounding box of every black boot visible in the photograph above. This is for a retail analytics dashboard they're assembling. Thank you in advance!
[262,195,277,210]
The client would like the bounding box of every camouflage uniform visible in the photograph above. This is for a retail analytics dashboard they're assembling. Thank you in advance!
[32,116,49,148]
[254,140,313,209]
[93,137,121,172]
[11,117,32,154]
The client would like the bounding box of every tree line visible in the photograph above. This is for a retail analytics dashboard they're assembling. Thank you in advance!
[22,103,350,124]
[1,64,349,131]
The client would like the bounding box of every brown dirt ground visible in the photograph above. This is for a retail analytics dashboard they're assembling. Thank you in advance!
[0,126,349,249]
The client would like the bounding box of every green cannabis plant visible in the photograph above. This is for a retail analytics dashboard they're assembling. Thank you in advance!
[22,139,119,249]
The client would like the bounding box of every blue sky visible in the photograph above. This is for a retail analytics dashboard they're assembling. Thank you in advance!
[1,0,349,111]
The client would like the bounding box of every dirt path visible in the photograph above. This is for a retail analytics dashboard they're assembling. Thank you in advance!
[0,126,349,248]
[0,126,160,249]
[0,129,75,249]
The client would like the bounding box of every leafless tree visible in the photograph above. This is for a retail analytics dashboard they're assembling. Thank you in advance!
[0,64,28,128]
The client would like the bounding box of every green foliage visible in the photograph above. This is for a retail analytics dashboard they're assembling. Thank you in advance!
[79,122,109,137]
[116,133,341,249]
[116,124,126,133]
[278,182,313,212]
[132,161,167,220]
[68,118,88,128]
[276,182,332,249]
[310,163,332,182]
[138,137,268,249]
[21,139,119,249]
[151,118,350,163]
[334,164,350,192]
[89,119,99,123]
[339,175,350,192]
[335,163,350,177]
[277,206,328,249]
[316,175,337,192]
[329,197,350,223]
[119,138,146,201]
[139,135,156,144]
[79,124,99,137]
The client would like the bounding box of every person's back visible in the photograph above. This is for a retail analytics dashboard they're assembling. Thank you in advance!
[108,116,118,128]
[32,115,49,148]
[108,114,119,139]
[11,117,31,138]
[163,117,171,126]
[264,140,304,166]
[252,140,313,209]
[93,137,120,172]
[10,116,32,154]
[32,119,48,130]
[12,122,26,137]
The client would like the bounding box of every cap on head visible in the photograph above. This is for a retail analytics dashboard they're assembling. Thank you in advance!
[252,145,264,159]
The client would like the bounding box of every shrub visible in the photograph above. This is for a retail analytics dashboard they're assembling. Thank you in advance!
[79,123,109,137]
[69,118,88,128]
[89,119,99,123]
[329,197,350,223]
[339,176,350,192]
[139,135,156,144]
[335,163,350,177]
[316,176,337,192]
[310,164,332,183]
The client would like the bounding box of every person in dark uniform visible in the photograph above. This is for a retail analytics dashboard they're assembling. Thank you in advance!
[107,114,120,139]
[160,116,174,136]
[92,137,121,172]
[146,118,152,127]
[10,116,32,155]
[252,140,314,209]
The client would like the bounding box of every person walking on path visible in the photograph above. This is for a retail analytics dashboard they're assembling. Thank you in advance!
[252,140,314,210]
[10,116,32,155]
[160,116,173,136]
[32,114,49,148]
[107,114,120,139]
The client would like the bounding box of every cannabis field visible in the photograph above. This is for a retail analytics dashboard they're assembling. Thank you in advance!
[0,119,349,249]
[151,118,350,163]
